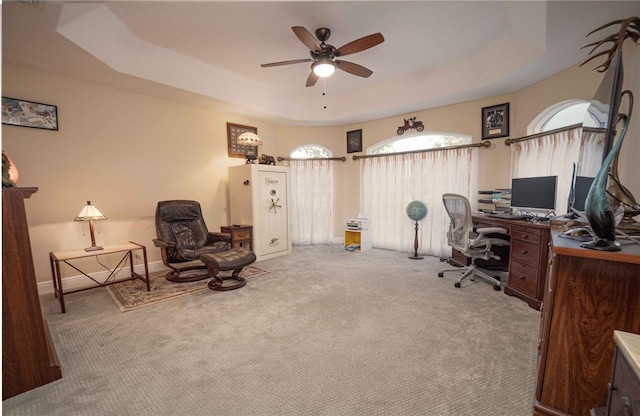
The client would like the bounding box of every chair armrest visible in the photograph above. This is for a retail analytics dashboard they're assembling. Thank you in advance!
[153,238,176,249]
[469,228,509,249]
[208,232,232,243]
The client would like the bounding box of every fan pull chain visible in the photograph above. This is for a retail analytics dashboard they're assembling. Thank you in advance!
[322,78,328,109]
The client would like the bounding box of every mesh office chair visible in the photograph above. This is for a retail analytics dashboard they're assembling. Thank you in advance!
[438,193,510,290]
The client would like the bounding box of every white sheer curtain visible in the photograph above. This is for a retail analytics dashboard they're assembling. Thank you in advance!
[509,126,604,213]
[578,129,606,177]
[360,146,479,258]
[282,159,334,245]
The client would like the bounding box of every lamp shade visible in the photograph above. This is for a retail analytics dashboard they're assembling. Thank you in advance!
[74,201,106,221]
[312,60,336,77]
[236,132,262,147]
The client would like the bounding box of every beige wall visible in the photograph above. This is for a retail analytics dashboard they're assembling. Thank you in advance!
[3,43,639,283]
[2,65,280,281]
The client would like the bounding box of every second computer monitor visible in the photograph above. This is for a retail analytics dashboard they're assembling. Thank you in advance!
[572,176,595,212]
[510,176,557,212]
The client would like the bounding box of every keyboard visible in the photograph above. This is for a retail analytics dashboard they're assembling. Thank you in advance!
[488,213,525,220]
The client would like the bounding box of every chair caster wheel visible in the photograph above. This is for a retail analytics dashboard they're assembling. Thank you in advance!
[493,284,501,291]
[438,272,444,277]
[439,257,446,262]
[454,282,461,288]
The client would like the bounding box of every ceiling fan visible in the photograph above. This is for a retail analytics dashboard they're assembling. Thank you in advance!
[261,26,385,87]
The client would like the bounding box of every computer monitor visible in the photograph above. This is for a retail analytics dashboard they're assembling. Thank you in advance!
[571,176,594,212]
[510,176,557,212]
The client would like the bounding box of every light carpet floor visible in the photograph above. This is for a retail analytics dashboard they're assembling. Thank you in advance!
[3,245,540,416]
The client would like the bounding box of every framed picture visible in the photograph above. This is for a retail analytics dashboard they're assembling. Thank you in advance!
[2,97,58,131]
[227,122,258,158]
[346,129,362,153]
[481,103,509,140]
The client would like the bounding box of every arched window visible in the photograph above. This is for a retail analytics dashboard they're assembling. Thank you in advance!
[290,144,331,158]
[368,132,471,155]
[514,99,605,214]
[527,100,600,134]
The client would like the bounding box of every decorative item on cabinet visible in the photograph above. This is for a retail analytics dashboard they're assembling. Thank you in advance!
[579,17,640,250]
[259,154,276,165]
[228,164,292,261]
[2,151,19,187]
[236,132,262,164]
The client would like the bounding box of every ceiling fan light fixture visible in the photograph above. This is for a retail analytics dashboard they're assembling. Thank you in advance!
[312,60,336,77]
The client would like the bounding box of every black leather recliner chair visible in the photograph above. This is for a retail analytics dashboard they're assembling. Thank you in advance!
[153,200,231,282]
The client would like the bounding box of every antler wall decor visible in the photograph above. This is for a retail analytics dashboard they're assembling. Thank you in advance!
[580,16,640,72]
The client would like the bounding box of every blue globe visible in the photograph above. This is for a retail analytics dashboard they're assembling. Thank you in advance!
[406,200,428,222]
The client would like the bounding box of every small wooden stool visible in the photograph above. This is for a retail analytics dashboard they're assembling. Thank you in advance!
[200,247,257,291]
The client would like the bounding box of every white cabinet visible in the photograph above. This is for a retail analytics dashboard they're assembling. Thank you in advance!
[229,164,292,261]
[344,229,372,252]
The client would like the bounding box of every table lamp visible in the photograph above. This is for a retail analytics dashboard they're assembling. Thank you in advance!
[237,132,261,164]
[74,201,106,251]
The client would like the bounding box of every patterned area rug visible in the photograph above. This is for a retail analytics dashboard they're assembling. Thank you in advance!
[106,267,268,312]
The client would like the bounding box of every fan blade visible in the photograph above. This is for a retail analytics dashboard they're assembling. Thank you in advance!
[336,33,384,57]
[306,72,319,87]
[292,26,321,52]
[335,60,373,78]
[261,59,313,68]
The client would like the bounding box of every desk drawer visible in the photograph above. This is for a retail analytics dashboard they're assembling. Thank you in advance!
[232,230,251,241]
[511,226,542,245]
[511,239,541,265]
[509,259,540,295]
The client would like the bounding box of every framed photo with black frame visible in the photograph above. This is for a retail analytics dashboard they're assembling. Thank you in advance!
[227,122,258,158]
[481,103,509,140]
[346,129,362,153]
[2,97,59,131]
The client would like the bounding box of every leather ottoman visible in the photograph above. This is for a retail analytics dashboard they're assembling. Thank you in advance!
[200,247,257,291]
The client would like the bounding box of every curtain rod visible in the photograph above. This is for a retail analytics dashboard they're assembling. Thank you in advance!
[277,156,347,162]
[504,123,582,145]
[351,141,490,160]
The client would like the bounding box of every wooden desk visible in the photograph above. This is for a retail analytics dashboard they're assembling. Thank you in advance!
[451,215,551,310]
[534,232,640,416]
[49,241,150,313]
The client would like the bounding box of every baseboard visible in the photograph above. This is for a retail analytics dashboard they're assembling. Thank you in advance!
[38,260,167,296]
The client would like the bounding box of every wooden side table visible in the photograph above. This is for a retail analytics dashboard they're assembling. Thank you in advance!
[49,241,150,313]
[220,225,253,251]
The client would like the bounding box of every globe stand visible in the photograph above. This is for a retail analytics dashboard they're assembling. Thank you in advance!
[408,221,424,260]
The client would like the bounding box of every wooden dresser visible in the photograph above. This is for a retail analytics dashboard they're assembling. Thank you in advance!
[533,232,640,416]
[2,188,62,399]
